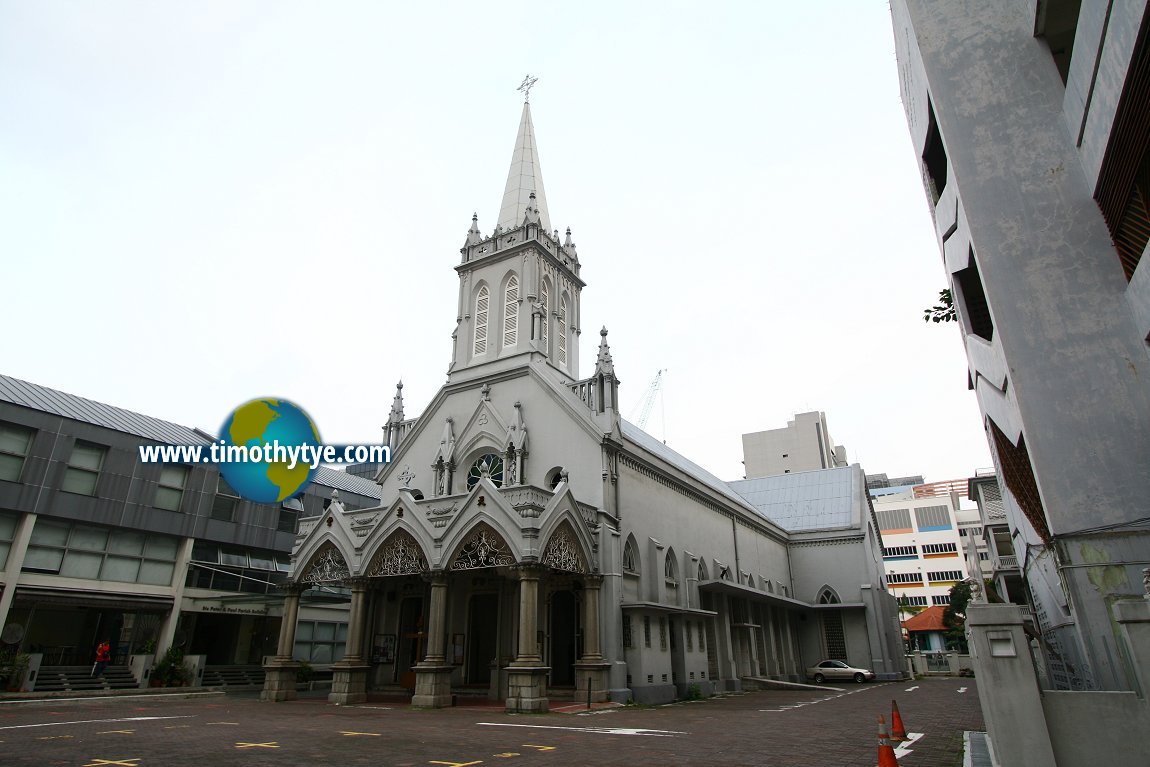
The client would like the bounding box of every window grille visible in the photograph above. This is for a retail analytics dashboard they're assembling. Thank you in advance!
[922,542,957,555]
[883,545,919,558]
[927,570,964,582]
[876,508,912,531]
[886,572,924,584]
[557,298,567,365]
[540,282,549,348]
[915,505,952,531]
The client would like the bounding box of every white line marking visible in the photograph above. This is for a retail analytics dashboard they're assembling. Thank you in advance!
[0,692,223,706]
[477,723,685,737]
[904,686,920,691]
[0,715,195,731]
[957,687,968,693]
[350,706,393,710]
[894,732,924,759]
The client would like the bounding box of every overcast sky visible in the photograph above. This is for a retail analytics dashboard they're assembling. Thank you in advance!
[0,1,992,485]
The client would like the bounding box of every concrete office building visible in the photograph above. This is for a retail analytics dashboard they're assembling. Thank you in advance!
[0,375,379,689]
[741,411,848,478]
[893,1,1150,764]
[261,101,907,711]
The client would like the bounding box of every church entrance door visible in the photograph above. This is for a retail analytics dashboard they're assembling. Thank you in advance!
[548,590,578,686]
[466,593,499,685]
[397,596,424,689]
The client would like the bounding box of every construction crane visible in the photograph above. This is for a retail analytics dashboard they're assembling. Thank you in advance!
[634,369,665,430]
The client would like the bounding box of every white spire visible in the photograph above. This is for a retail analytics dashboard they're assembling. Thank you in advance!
[497,102,552,234]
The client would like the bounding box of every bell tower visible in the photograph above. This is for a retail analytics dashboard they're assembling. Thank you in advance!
[449,91,585,383]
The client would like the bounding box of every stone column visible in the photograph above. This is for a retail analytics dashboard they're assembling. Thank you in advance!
[505,564,549,712]
[965,603,1056,767]
[329,578,371,704]
[261,583,305,702]
[412,572,453,708]
[576,575,610,704]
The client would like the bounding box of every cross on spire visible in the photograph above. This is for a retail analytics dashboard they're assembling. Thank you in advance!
[517,74,538,103]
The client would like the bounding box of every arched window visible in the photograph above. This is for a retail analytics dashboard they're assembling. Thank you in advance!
[698,561,708,582]
[540,281,549,349]
[473,286,490,356]
[623,540,637,573]
[466,452,503,489]
[557,297,568,365]
[664,553,678,582]
[503,275,519,347]
[817,586,841,604]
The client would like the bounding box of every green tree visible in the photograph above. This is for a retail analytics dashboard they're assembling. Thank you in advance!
[943,581,973,652]
[923,289,956,324]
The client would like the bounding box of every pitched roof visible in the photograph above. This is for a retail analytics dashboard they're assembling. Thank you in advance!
[902,605,949,632]
[497,101,552,232]
[0,373,207,445]
[728,467,862,532]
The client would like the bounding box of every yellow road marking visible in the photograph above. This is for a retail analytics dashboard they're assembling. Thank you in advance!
[84,760,141,767]
[205,722,239,726]
[339,731,381,737]
[428,761,483,766]
[97,730,135,735]
[163,725,190,729]
[39,735,74,740]
[493,753,521,758]
[235,742,280,749]
[522,745,556,751]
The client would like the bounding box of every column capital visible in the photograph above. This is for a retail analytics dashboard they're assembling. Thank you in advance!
[279,582,307,596]
[421,570,449,586]
[512,563,546,580]
[581,574,604,589]
[344,576,372,590]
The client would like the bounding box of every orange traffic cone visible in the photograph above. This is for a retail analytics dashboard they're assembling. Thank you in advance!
[890,699,908,742]
[877,715,899,767]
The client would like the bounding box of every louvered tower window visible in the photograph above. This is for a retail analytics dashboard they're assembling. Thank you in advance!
[473,286,489,356]
[503,276,519,347]
[540,282,549,349]
[557,297,568,365]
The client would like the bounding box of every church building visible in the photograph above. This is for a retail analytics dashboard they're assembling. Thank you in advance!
[261,97,906,711]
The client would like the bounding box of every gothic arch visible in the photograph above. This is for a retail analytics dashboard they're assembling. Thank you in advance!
[297,541,351,585]
[816,585,841,604]
[540,520,588,573]
[539,276,553,349]
[664,546,679,585]
[364,528,430,577]
[622,533,641,574]
[448,521,517,571]
[697,559,710,582]
[557,293,569,366]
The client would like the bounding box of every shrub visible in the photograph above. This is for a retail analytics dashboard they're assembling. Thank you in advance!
[151,647,191,688]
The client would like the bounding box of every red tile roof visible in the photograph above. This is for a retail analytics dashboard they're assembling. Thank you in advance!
[902,605,949,632]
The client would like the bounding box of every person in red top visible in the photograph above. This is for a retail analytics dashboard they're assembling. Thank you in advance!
[92,640,111,678]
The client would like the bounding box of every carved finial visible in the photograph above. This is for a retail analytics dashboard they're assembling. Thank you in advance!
[1143,567,1150,600]
[517,74,538,103]
[480,382,491,401]
[389,380,405,424]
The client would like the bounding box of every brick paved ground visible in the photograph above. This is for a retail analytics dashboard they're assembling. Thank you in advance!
[0,677,982,767]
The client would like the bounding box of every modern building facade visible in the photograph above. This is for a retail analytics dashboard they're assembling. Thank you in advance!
[261,101,907,711]
[741,411,848,478]
[0,374,379,687]
[893,1,1150,763]
[871,488,987,638]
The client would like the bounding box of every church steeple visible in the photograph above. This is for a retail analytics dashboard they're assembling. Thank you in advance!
[450,89,586,383]
[497,101,552,234]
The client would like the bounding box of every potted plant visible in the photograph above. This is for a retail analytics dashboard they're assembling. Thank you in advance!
[149,646,191,688]
[0,649,30,692]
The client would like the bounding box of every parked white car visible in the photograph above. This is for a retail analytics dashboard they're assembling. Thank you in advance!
[805,659,876,683]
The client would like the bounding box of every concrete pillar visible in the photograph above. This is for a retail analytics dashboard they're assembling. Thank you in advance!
[412,572,453,708]
[505,564,549,712]
[261,583,305,702]
[576,574,610,704]
[330,578,372,704]
[0,512,36,634]
[155,537,195,659]
[965,603,1056,767]
[1113,594,1150,697]
[342,579,368,663]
